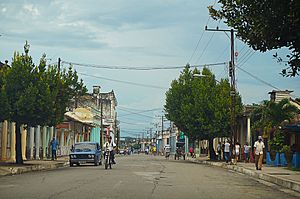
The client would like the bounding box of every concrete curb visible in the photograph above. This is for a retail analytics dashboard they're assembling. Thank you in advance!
[189,158,300,193]
[1,161,69,177]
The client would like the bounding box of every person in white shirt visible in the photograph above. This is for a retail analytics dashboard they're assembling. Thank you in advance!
[243,142,251,163]
[104,136,116,164]
[254,136,265,170]
[224,140,230,163]
[235,142,241,163]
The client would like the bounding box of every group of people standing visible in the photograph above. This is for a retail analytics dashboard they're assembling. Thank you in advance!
[216,136,265,170]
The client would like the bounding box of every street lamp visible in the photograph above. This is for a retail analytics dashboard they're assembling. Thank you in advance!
[193,73,220,83]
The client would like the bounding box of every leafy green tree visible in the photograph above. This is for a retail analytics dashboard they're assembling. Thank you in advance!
[250,99,299,152]
[1,42,87,164]
[209,0,300,77]
[0,62,10,122]
[165,66,243,159]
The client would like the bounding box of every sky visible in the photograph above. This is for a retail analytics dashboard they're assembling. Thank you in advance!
[0,0,299,137]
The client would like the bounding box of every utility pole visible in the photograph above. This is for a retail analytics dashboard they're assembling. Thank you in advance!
[205,26,237,144]
[100,98,103,150]
[161,115,164,154]
[58,57,61,72]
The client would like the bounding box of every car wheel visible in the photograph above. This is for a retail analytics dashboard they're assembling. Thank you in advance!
[76,163,80,166]
[70,162,74,167]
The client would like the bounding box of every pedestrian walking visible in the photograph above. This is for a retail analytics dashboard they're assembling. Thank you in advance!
[222,141,225,160]
[189,146,194,157]
[243,142,251,163]
[153,146,157,156]
[224,139,230,163]
[217,142,222,161]
[50,137,58,160]
[234,142,241,163]
[254,136,265,170]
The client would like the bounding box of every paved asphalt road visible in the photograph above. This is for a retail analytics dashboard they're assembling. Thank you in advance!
[0,155,299,199]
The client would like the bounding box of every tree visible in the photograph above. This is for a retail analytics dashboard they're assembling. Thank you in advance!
[250,99,299,152]
[0,63,10,122]
[1,42,87,164]
[165,66,243,159]
[209,0,300,77]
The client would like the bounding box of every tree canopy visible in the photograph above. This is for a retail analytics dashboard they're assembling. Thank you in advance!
[209,0,300,77]
[164,65,243,142]
[0,42,87,164]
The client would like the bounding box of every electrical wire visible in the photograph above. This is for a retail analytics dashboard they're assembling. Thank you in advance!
[187,0,218,64]
[195,31,216,64]
[118,106,162,112]
[62,60,226,71]
[118,107,161,118]
[238,51,256,68]
[78,72,169,90]
[236,65,281,90]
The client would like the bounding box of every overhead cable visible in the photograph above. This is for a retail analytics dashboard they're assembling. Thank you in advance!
[78,72,169,90]
[62,60,226,71]
[236,66,281,90]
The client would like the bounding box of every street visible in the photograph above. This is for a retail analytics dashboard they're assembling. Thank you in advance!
[0,155,299,199]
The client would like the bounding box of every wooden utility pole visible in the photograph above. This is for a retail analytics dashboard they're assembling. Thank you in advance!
[100,98,103,150]
[58,58,61,72]
[205,26,237,144]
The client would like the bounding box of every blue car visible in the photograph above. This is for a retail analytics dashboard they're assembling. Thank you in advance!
[69,142,102,166]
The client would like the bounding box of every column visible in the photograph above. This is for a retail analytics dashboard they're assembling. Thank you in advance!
[9,122,16,162]
[35,125,40,159]
[42,126,47,159]
[29,127,34,159]
[60,129,64,155]
[240,120,244,146]
[50,126,54,140]
[1,120,8,161]
[247,117,251,144]
[21,125,27,160]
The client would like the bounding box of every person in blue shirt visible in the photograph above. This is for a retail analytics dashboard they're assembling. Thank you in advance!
[50,137,58,160]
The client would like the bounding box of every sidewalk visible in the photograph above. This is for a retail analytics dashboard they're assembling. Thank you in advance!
[0,156,69,177]
[188,156,300,193]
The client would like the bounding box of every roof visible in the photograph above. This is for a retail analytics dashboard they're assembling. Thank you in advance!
[65,107,95,126]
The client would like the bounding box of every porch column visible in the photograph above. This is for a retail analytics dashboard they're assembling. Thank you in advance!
[29,127,35,159]
[21,125,27,160]
[1,120,8,161]
[240,120,244,146]
[42,126,47,158]
[60,129,65,155]
[35,125,40,159]
[9,122,16,162]
[247,117,251,143]
[50,126,54,140]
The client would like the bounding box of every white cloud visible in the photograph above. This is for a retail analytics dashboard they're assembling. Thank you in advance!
[2,7,7,12]
[23,4,40,16]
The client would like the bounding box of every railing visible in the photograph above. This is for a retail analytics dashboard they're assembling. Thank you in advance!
[266,151,300,168]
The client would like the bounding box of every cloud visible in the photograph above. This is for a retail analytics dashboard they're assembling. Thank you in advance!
[23,4,40,16]
[2,7,7,12]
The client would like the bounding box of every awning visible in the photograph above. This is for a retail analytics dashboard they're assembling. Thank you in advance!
[283,123,300,133]
[65,107,95,127]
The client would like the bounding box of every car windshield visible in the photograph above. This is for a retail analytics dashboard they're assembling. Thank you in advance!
[74,143,96,152]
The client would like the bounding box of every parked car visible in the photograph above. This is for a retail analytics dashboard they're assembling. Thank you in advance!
[69,142,102,166]
[118,149,127,155]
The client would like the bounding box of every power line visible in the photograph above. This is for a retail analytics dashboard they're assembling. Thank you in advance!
[187,0,218,64]
[118,107,161,118]
[62,60,226,71]
[236,65,281,90]
[118,106,162,112]
[238,51,256,68]
[78,72,169,90]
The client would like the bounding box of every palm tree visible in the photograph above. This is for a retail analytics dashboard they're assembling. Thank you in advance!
[251,98,299,152]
